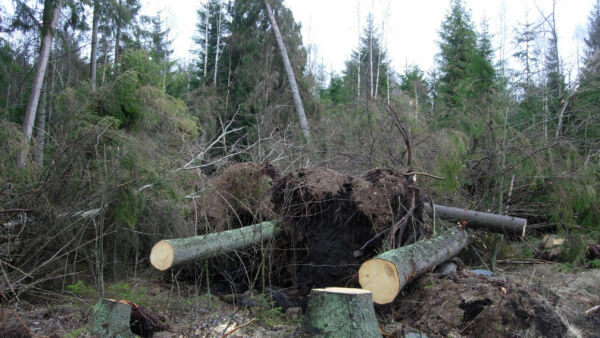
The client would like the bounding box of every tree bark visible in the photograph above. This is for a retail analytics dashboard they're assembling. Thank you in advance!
[213,1,222,87]
[34,78,47,167]
[424,203,527,239]
[114,0,122,66]
[359,227,472,305]
[90,0,99,91]
[302,287,381,338]
[18,0,62,168]
[91,299,136,338]
[149,221,281,270]
[369,17,374,98]
[264,0,311,141]
[203,9,208,77]
[357,3,361,98]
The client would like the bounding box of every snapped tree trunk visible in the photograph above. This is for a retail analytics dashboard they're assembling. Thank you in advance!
[149,221,281,270]
[302,287,381,338]
[359,227,472,304]
[424,203,527,239]
[264,0,311,141]
[90,0,99,91]
[18,0,62,168]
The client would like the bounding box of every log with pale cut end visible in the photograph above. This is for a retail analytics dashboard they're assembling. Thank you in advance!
[150,221,281,270]
[302,287,381,338]
[424,203,527,239]
[359,227,472,305]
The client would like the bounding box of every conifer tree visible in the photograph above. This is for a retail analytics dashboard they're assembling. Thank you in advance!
[341,13,390,102]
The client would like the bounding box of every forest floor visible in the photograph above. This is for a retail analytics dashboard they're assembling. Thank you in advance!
[1,263,599,337]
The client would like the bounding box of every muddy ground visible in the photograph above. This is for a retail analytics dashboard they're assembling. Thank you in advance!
[1,263,598,337]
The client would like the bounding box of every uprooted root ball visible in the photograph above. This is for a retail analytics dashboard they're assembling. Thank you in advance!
[271,167,424,293]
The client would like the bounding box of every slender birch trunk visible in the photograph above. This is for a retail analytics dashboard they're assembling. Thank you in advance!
[264,0,310,140]
[357,2,361,98]
[386,70,390,105]
[19,0,62,168]
[114,0,122,66]
[375,21,383,98]
[102,38,108,85]
[90,0,99,91]
[34,78,48,167]
[369,17,374,98]
[213,1,222,87]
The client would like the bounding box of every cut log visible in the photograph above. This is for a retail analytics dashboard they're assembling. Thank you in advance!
[302,287,381,338]
[150,221,281,270]
[424,203,527,239]
[359,227,472,305]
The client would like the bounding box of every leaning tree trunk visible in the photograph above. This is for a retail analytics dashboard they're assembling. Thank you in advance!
[34,78,47,167]
[359,227,472,304]
[18,0,62,168]
[303,287,381,338]
[149,221,281,270]
[264,0,310,141]
[424,203,527,239]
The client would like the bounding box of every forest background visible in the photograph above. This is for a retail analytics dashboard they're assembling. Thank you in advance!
[1,0,599,301]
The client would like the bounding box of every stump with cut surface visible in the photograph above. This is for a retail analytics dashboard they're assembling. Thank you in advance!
[359,227,472,305]
[91,299,169,337]
[149,221,281,270]
[91,299,136,337]
[302,287,381,338]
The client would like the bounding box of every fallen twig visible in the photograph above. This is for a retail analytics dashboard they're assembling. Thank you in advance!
[0,209,32,214]
[586,305,600,316]
[11,309,33,337]
[221,318,256,338]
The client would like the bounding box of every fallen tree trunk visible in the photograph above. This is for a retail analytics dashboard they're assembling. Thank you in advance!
[150,221,281,270]
[303,287,381,337]
[359,227,472,305]
[424,203,526,239]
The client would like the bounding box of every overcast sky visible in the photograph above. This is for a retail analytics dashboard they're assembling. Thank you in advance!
[143,0,596,82]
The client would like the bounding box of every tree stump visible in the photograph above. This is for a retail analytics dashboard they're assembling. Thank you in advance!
[91,299,135,337]
[302,287,381,338]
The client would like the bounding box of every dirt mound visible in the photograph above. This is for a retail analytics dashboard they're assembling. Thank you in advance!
[271,167,423,293]
[202,162,278,232]
[392,270,568,337]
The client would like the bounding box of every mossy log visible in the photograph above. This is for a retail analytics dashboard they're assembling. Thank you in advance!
[424,203,527,239]
[302,287,381,338]
[359,227,472,305]
[150,221,281,270]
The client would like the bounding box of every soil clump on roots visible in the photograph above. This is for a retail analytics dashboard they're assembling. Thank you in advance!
[391,269,568,337]
[271,167,424,294]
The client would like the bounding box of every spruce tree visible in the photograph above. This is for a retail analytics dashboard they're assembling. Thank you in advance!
[341,13,390,102]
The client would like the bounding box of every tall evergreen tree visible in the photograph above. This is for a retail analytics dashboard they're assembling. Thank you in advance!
[436,0,479,109]
[193,0,229,87]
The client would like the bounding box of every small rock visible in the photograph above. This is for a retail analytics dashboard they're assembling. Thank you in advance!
[435,262,457,275]
[471,269,495,277]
